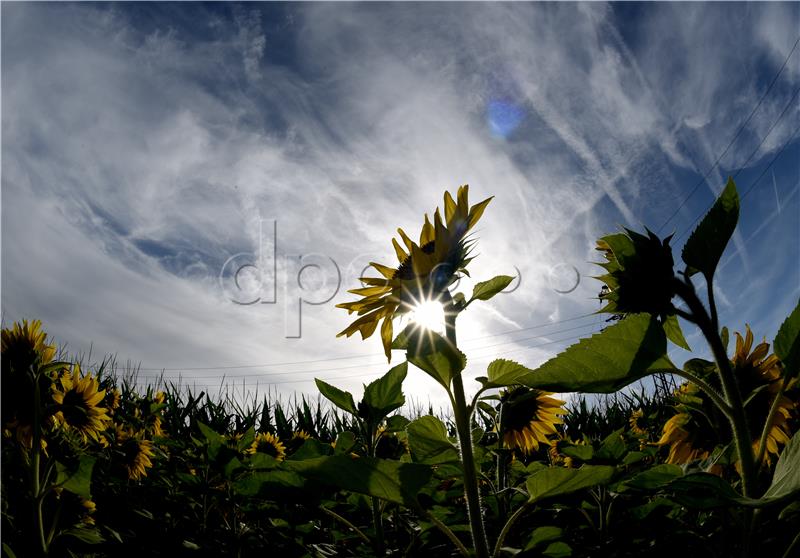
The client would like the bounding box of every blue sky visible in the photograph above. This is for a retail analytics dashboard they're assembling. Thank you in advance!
[2,2,799,408]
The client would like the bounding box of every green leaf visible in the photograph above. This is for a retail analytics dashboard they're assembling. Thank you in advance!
[485,359,532,388]
[681,177,739,279]
[665,473,741,509]
[405,329,466,390]
[385,414,410,432]
[774,299,800,377]
[543,542,572,558]
[763,430,800,500]
[519,314,675,393]
[55,456,95,500]
[362,362,408,420]
[284,455,433,507]
[232,470,306,497]
[314,379,357,416]
[61,527,104,545]
[469,275,514,303]
[622,464,683,491]
[663,314,691,351]
[526,465,616,504]
[333,431,357,455]
[406,416,459,464]
[196,421,225,444]
[524,526,562,550]
[560,444,594,462]
[596,430,627,462]
[3,542,17,558]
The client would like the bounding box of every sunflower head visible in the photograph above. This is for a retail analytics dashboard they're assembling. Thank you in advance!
[628,409,649,437]
[115,427,155,480]
[336,185,492,360]
[51,365,111,444]
[595,228,676,318]
[731,326,797,464]
[1,319,56,372]
[500,386,567,455]
[247,432,286,462]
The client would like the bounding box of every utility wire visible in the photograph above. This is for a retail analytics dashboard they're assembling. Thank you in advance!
[656,35,800,234]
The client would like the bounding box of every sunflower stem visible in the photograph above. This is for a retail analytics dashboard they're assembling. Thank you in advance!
[319,505,371,544]
[492,502,529,558]
[670,368,734,420]
[754,363,790,470]
[674,276,757,498]
[423,509,470,557]
[444,299,491,558]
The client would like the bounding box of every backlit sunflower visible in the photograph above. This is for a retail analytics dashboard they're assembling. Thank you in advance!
[731,326,797,464]
[51,365,111,444]
[337,185,492,360]
[657,412,715,464]
[247,432,286,461]
[2,320,60,448]
[116,427,155,480]
[629,409,648,437]
[500,386,567,454]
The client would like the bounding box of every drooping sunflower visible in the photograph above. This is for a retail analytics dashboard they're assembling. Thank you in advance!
[731,326,797,464]
[594,228,676,319]
[116,427,155,480]
[657,412,716,464]
[500,386,567,454]
[337,185,492,360]
[247,432,286,462]
[629,409,648,437]
[2,320,61,448]
[51,365,111,444]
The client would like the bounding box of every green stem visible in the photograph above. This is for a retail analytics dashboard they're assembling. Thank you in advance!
[425,510,470,557]
[670,369,733,419]
[366,426,385,555]
[755,364,790,468]
[31,370,48,557]
[319,505,370,544]
[444,300,491,558]
[674,278,757,497]
[492,502,529,558]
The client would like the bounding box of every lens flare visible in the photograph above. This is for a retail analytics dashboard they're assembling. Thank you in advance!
[409,300,445,333]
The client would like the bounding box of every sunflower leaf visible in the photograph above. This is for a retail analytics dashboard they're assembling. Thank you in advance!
[663,314,691,351]
[681,177,739,280]
[469,275,514,303]
[763,430,800,500]
[526,465,616,504]
[524,526,563,550]
[485,359,532,388]
[362,362,408,421]
[55,455,96,500]
[314,379,357,416]
[284,455,433,507]
[519,314,676,393]
[773,298,800,377]
[406,416,460,465]
[404,329,466,390]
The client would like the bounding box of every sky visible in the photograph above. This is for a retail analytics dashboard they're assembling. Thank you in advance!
[2,2,799,410]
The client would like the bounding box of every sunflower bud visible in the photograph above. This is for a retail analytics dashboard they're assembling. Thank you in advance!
[594,228,676,319]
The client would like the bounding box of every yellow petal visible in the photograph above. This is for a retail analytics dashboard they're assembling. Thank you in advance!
[380,316,393,362]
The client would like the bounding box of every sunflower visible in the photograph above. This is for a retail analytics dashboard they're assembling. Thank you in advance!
[2,320,61,448]
[594,228,676,319]
[247,432,286,462]
[500,386,567,454]
[731,326,797,464]
[337,185,492,360]
[116,427,155,480]
[51,365,111,444]
[80,498,96,526]
[657,412,715,464]
[629,409,648,437]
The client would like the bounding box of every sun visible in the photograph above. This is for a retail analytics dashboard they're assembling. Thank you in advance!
[409,299,445,333]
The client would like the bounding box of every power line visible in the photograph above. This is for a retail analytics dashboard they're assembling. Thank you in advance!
[656,35,800,234]
[136,319,601,380]
[675,122,800,244]
[134,312,597,372]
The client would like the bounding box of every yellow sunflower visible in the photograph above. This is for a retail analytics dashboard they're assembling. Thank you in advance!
[116,427,155,480]
[51,365,111,444]
[629,409,648,437]
[337,185,492,360]
[731,326,797,464]
[1,319,56,369]
[500,386,567,454]
[247,432,286,461]
[657,412,714,464]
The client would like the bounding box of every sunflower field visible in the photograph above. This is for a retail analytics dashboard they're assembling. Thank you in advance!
[2,181,800,558]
